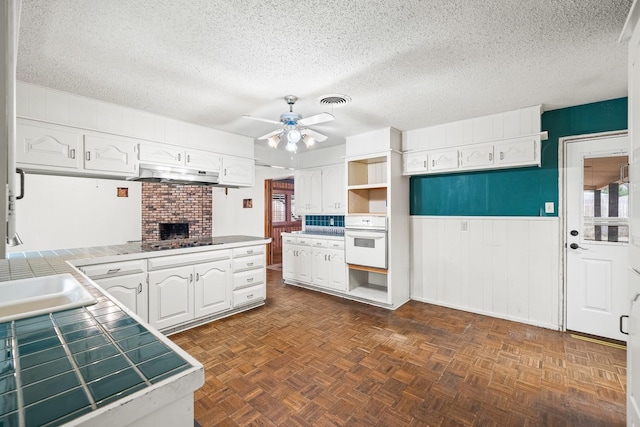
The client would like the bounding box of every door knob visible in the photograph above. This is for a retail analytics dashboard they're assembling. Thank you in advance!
[570,230,579,236]
[569,243,589,250]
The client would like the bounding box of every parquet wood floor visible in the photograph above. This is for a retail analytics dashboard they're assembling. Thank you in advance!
[170,270,626,426]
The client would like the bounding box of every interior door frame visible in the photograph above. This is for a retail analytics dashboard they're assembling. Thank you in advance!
[559,130,629,333]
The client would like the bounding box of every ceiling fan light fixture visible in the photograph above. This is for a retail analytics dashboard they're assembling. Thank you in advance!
[287,128,301,144]
[303,134,315,148]
[285,140,297,152]
[267,135,281,148]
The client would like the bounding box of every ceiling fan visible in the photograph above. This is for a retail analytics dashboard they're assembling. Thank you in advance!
[242,95,334,152]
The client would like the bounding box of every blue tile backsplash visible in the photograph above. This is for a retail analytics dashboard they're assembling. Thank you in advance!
[305,215,344,227]
[0,298,191,426]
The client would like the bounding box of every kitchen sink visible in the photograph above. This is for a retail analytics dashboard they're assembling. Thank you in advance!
[0,273,98,323]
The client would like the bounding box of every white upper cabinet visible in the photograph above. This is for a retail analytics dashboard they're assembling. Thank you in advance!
[459,143,494,169]
[295,168,323,214]
[16,120,81,170]
[219,155,254,187]
[138,143,183,166]
[84,135,137,175]
[185,149,221,172]
[16,119,136,177]
[403,151,429,174]
[321,164,345,214]
[429,149,459,172]
[403,135,542,175]
[494,137,539,167]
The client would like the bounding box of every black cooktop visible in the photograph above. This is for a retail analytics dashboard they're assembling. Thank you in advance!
[140,235,265,252]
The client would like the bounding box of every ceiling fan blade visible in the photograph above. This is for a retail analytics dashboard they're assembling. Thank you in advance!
[298,112,334,127]
[257,129,284,140]
[301,128,328,142]
[242,115,282,125]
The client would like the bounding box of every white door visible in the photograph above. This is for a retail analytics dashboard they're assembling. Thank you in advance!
[95,273,148,322]
[566,134,629,341]
[629,268,640,427]
[311,249,330,287]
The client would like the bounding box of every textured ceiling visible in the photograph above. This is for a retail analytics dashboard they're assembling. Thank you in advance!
[17,0,632,152]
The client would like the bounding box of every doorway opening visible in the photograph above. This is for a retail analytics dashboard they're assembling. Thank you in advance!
[264,177,302,266]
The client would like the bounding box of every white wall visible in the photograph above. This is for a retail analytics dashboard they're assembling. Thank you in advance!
[212,166,293,237]
[16,81,254,158]
[8,174,142,252]
[411,216,561,330]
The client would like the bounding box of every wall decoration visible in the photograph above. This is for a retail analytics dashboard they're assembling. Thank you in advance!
[117,187,129,197]
[243,199,253,208]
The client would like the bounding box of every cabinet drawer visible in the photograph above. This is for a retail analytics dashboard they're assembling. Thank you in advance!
[232,245,264,258]
[233,283,265,307]
[233,269,265,290]
[327,240,345,250]
[80,259,146,279]
[282,236,296,244]
[295,237,312,246]
[148,249,231,271]
[232,254,264,272]
[310,239,327,248]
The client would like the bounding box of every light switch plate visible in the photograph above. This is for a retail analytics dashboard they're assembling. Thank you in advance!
[460,220,468,231]
[545,202,554,214]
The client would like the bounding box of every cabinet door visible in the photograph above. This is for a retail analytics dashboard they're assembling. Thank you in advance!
[459,144,494,169]
[186,149,221,173]
[282,244,297,281]
[84,135,137,175]
[295,169,322,214]
[494,138,539,167]
[322,164,346,213]
[403,151,429,174]
[220,156,254,186]
[16,121,81,170]
[95,273,148,322]
[327,249,347,291]
[311,249,330,287]
[148,266,193,330]
[429,149,459,172]
[296,246,312,283]
[138,143,184,166]
[194,260,231,318]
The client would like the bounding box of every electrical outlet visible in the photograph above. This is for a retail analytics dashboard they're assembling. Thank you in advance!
[545,202,554,214]
[329,218,334,226]
[460,220,468,231]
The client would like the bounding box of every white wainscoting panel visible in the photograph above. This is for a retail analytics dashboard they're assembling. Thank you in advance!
[411,216,560,329]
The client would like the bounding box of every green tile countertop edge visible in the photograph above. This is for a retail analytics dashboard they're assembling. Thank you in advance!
[0,244,210,426]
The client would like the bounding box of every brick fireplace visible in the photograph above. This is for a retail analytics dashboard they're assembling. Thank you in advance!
[141,183,212,241]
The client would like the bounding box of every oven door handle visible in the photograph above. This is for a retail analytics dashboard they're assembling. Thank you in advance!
[345,230,386,239]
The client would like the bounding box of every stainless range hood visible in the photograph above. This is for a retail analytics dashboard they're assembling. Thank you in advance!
[128,164,220,186]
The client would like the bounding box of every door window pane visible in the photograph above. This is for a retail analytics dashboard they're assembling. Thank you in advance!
[583,155,629,242]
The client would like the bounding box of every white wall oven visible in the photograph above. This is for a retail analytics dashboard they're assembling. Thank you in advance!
[344,216,387,269]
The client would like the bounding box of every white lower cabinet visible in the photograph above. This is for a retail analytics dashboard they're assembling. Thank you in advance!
[94,273,148,322]
[148,265,194,330]
[147,251,233,331]
[282,237,311,283]
[283,234,346,292]
[232,246,266,308]
[194,260,232,318]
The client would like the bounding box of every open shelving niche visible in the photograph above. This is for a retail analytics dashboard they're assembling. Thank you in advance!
[346,154,391,305]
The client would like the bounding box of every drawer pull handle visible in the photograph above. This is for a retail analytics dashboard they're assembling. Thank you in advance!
[246,294,253,299]
[247,262,254,266]
[247,250,254,254]
[107,268,121,275]
[247,277,254,282]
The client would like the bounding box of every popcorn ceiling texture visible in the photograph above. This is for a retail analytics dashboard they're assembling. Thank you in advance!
[141,183,212,242]
[15,0,632,151]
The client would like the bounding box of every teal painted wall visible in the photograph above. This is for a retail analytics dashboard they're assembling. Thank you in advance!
[410,98,628,216]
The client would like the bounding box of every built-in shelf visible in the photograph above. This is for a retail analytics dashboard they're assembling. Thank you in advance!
[348,268,388,303]
[347,156,388,215]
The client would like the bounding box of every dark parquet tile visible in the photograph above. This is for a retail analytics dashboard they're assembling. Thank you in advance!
[171,269,626,426]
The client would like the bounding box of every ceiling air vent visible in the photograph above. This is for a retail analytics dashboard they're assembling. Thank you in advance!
[316,94,351,107]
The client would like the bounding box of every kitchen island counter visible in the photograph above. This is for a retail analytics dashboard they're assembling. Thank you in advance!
[0,235,269,426]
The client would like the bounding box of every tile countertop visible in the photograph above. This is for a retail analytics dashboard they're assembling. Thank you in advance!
[0,235,270,426]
